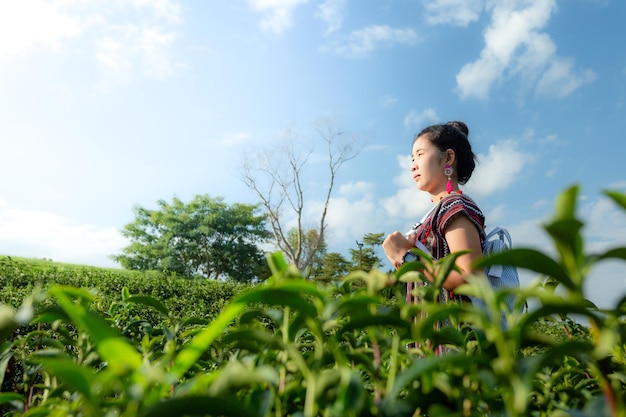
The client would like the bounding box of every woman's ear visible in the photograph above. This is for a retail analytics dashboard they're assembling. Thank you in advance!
[445,149,456,165]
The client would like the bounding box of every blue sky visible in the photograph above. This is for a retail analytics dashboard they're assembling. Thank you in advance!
[0,0,625,309]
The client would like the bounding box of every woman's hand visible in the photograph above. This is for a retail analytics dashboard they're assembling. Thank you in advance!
[383,232,414,269]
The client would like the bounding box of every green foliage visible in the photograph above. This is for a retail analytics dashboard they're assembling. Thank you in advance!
[113,194,270,282]
[286,227,328,278]
[311,251,350,283]
[351,233,385,272]
[311,233,385,283]
[0,185,624,416]
[0,257,249,324]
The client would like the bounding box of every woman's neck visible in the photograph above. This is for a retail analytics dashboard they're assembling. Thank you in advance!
[430,189,463,204]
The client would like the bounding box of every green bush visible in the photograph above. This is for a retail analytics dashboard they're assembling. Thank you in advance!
[0,185,624,416]
[0,259,249,323]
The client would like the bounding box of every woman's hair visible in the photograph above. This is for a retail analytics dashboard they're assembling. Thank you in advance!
[414,121,477,184]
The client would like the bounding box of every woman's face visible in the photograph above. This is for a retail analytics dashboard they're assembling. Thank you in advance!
[410,135,446,194]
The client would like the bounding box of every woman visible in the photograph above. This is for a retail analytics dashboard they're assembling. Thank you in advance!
[382,121,485,352]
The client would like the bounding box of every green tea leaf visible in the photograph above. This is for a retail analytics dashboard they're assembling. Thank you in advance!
[270,279,326,301]
[220,328,279,350]
[594,247,626,262]
[0,348,14,389]
[235,289,317,318]
[473,248,576,291]
[207,361,278,396]
[31,305,69,324]
[142,395,255,417]
[0,393,23,405]
[339,312,410,335]
[603,189,626,211]
[336,295,381,315]
[266,252,289,277]
[544,219,585,279]
[172,302,245,379]
[127,295,171,319]
[0,306,18,344]
[181,316,209,327]
[50,286,143,374]
[239,307,277,322]
[387,353,468,399]
[554,185,579,220]
[36,357,95,403]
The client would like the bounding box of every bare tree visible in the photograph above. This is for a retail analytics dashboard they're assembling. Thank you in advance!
[242,118,361,274]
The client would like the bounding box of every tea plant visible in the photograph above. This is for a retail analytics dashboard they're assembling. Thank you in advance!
[0,185,624,416]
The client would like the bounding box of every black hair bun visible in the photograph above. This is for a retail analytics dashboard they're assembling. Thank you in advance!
[446,121,469,137]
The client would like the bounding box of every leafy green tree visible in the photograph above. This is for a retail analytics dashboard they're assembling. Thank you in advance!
[311,252,350,283]
[112,195,270,282]
[351,232,384,271]
[285,227,350,282]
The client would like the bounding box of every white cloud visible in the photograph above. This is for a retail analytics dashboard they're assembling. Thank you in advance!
[424,0,484,27]
[535,57,597,98]
[584,194,626,252]
[404,108,438,130]
[0,0,85,59]
[607,180,626,190]
[0,200,126,267]
[95,24,179,81]
[509,30,555,78]
[249,0,309,35]
[379,94,398,108]
[323,181,385,244]
[456,0,594,100]
[465,140,532,197]
[125,0,182,24]
[338,180,374,197]
[584,261,626,309]
[483,203,507,228]
[456,57,501,100]
[504,216,552,251]
[296,180,378,247]
[315,0,347,35]
[218,131,254,147]
[578,193,626,309]
[0,0,182,81]
[329,25,419,57]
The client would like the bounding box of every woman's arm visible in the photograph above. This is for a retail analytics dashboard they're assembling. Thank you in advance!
[382,231,415,270]
[383,213,483,289]
[440,214,483,291]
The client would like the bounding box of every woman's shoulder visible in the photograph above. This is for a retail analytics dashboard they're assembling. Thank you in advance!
[437,194,485,223]
[439,193,481,212]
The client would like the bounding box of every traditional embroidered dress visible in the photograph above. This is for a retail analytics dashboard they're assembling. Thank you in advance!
[406,194,486,354]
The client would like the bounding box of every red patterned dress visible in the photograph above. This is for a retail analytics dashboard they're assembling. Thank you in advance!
[406,194,486,354]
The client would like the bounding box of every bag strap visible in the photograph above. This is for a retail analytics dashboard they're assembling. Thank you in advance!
[485,226,512,248]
